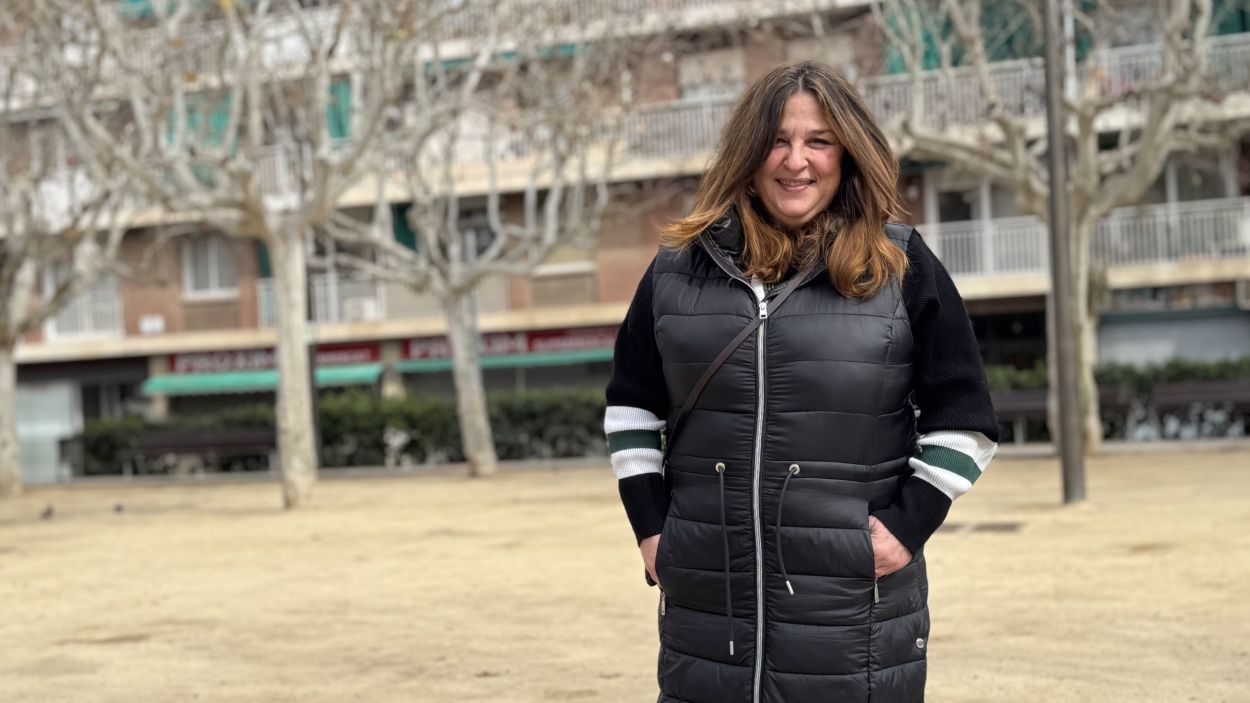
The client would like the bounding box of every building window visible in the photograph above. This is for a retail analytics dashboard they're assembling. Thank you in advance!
[1139,150,1237,206]
[678,48,746,101]
[927,174,1019,223]
[182,235,239,299]
[1105,283,1239,314]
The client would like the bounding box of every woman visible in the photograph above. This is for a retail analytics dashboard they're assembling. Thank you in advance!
[604,62,999,702]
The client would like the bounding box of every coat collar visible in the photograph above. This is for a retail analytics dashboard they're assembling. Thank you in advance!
[704,208,744,260]
[699,207,831,289]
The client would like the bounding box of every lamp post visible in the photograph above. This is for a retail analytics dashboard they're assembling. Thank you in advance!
[1042,0,1087,502]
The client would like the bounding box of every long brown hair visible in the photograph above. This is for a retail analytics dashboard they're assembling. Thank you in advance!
[660,61,907,297]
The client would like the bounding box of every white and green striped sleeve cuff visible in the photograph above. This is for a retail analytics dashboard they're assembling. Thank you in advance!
[604,405,665,480]
[908,430,998,500]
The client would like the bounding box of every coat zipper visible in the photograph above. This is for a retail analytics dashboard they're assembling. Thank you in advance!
[750,292,767,703]
[698,235,819,703]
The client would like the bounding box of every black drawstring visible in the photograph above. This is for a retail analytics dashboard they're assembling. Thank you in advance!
[777,464,800,595]
[715,461,734,657]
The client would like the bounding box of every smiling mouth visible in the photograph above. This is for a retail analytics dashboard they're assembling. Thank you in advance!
[776,178,815,191]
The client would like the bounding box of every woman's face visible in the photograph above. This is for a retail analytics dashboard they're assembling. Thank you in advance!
[750,91,844,230]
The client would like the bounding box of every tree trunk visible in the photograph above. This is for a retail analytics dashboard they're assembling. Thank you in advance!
[1071,219,1103,454]
[1045,218,1103,455]
[269,229,319,507]
[1045,291,1059,447]
[444,292,498,477]
[1076,306,1102,452]
[0,343,22,498]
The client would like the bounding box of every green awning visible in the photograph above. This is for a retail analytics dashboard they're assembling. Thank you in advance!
[316,364,385,386]
[395,348,613,374]
[143,363,383,396]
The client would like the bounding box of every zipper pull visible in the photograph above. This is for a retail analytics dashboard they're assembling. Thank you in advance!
[759,300,769,319]
[660,592,666,616]
[873,579,880,604]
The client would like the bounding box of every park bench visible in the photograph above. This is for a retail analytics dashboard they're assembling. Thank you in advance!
[131,427,277,475]
[60,427,278,477]
[1152,380,1250,411]
[991,386,1133,443]
[992,380,1250,443]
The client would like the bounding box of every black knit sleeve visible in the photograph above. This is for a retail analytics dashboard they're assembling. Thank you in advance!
[872,230,1000,556]
[903,233,1000,440]
[605,257,671,544]
[605,257,670,418]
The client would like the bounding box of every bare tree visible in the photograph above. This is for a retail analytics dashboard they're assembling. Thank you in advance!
[33,0,502,505]
[320,5,655,477]
[0,7,132,496]
[30,0,662,490]
[872,0,1250,451]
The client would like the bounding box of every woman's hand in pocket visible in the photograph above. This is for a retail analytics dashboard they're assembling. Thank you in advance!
[640,534,661,587]
[868,516,912,578]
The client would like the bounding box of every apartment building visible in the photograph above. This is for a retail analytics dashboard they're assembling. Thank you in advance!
[9,0,1250,482]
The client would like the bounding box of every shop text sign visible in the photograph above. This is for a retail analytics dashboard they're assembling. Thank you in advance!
[405,326,617,359]
[170,342,380,373]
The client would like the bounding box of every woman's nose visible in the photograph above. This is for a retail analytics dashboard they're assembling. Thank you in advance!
[783,144,807,172]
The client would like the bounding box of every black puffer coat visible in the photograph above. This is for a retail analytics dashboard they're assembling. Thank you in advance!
[652,218,928,703]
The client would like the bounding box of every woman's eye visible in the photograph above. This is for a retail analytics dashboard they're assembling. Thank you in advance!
[774,138,789,145]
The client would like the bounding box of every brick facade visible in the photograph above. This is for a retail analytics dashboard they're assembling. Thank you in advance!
[117,231,262,336]
[637,53,681,105]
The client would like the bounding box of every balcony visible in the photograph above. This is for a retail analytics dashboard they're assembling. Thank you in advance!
[57,1,861,95]
[257,33,1247,197]
[622,34,1250,161]
[435,0,864,38]
[43,278,125,341]
[322,32,1249,197]
[256,273,387,328]
[923,196,1250,281]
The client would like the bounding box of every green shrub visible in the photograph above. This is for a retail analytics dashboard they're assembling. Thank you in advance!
[379,394,462,463]
[313,386,607,466]
[316,388,384,466]
[1097,356,1250,402]
[79,416,146,476]
[215,403,276,429]
[489,388,606,460]
[1094,362,1156,399]
[989,356,1250,396]
[984,362,1048,391]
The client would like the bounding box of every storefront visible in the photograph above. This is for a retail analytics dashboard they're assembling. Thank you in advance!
[397,325,618,396]
[142,342,388,415]
[1099,282,1250,364]
[16,356,150,484]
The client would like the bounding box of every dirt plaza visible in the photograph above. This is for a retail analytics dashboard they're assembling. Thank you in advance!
[1,448,1248,702]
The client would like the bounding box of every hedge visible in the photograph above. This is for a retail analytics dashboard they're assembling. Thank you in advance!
[74,356,1250,473]
[75,387,608,473]
[986,356,1250,394]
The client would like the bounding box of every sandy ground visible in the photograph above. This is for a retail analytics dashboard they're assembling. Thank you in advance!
[2,450,1249,703]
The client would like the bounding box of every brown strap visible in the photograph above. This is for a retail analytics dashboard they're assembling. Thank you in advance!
[662,267,813,466]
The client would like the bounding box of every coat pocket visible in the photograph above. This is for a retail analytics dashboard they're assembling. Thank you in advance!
[860,511,878,581]
[654,502,677,587]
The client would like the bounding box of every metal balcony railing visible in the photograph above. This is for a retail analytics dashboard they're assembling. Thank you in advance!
[924,196,1250,279]
[1093,196,1250,266]
[256,272,387,327]
[45,278,126,341]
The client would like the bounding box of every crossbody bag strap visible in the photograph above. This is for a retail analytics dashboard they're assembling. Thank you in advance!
[661,266,814,466]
